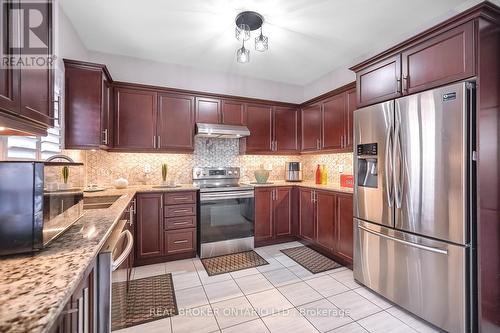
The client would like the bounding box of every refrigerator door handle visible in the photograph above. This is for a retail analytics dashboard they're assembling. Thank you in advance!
[394,103,403,209]
[358,224,448,255]
[384,124,394,207]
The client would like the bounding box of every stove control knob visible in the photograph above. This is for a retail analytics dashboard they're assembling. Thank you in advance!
[234,170,238,174]
[228,171,232,175]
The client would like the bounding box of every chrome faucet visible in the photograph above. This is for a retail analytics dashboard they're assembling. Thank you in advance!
[45,154,75,163]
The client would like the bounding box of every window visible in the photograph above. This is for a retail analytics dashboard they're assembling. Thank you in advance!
[5,90,61,160]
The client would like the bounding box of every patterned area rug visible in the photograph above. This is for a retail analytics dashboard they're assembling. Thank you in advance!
[111,273,178,330]
[281,246,342,274]
[201,250,269,276]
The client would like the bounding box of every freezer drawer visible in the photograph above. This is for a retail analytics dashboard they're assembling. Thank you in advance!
[353,219,468,333]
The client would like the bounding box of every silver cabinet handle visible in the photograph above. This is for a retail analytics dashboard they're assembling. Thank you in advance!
[402,75,409,93]
[173,221,190,225]
[102,128,108,145]
[173,197,189,200]
[173,209,191,213]
[396,77,402,94]
[153,135,156,149]
[83,287,89,333]
[174,240,188,244]
[358,225,448,255]
[158,135,161,148]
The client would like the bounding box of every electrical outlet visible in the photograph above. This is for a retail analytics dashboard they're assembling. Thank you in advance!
[144,164,152,173]
[338,165,344,173]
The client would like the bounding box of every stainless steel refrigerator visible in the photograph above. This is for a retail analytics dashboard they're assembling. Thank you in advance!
[353,81,476,333]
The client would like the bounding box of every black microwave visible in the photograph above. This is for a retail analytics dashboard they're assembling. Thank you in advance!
[0,161,84,255]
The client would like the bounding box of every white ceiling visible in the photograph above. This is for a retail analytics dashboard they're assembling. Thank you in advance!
[60,0,482,86]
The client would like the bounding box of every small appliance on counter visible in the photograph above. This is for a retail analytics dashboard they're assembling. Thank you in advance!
[285,162,303,182]
[0,160,85,255]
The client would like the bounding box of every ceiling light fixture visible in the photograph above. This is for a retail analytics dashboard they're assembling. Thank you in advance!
[234,11,268,63]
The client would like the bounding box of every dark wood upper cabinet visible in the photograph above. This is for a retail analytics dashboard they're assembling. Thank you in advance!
[158,93,194,151]
[401,21,474,95]
[356,54,401,107]
[301,104,322,152]
[274,187,293,237]
[255,188,274,242]
[299,188,315,241]
[315,191,336,251]
[274,107,299,153]
[0,1,19,114]
[64,60,112,149]
[136,193,163,261]
[0,0,53,134]
[114,87,157,150]
[221,99,246,125]
[335,193,353,262]
[345,88,357,149]
[322,94,345,150]
[195,97,221,123]
[245,104,273,152]
[18,1,53,126]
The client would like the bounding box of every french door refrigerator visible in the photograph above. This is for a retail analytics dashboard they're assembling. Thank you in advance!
[353,81,476,333]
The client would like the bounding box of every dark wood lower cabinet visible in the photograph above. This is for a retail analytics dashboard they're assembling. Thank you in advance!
[315,191,336,251]
[298,188,315,241]
[49,261,95,333]
[298,187,353,266]
[134,191,197,266]
[254,187,295,246]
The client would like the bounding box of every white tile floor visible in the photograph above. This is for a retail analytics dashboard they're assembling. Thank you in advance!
[115,241,442,333]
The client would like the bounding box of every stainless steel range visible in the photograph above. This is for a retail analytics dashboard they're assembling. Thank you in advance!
[193,167,255,258]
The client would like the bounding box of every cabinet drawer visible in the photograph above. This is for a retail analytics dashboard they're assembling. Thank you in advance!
[165,228,196,255]
[164,204,196,217]
[165,216,197,230]
[164,191,197,205]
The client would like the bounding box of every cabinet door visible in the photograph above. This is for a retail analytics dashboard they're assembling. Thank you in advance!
[0,1,19,114]
[356,54,401,107]
[322,94,345,150]
[114,87,157,150]
[345,88,357,149]
[136,193,163,260]
[315,191,336,251]
[64,65,102,149]
[298,188,315,241]
[274,107,299,153]
[245,104,273,152]
[401,21,474,95]
[19,0,53,126]
[101,73,112,148]
[195,97,220,123]
[274,187,293,237]
[335,194,354,263]
[255,188,273,242]
[221,99,246,125]
[301,104,322,152]
[158,93,195,151]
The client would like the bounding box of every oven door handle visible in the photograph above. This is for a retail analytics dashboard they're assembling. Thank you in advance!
[112,230,133,271]
[200,191,255,201]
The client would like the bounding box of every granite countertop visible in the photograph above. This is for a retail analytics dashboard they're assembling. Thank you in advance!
[0,184,198,333]
[243,180,354,194]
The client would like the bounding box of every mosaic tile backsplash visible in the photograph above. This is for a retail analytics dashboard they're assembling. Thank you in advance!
[84,138,353,186]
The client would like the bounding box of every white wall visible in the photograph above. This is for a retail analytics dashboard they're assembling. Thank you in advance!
[303,67,355,101]
[88,51,304,103]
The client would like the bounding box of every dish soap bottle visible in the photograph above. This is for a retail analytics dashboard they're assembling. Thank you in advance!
[315,164,322,184]
[321,165,328,185]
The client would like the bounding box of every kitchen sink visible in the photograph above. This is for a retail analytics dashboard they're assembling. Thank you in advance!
[83,195,121,210]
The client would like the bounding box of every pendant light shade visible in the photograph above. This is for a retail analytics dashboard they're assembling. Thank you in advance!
[235,24,250,41]
[236,42,250,63]
[255,29,268,52]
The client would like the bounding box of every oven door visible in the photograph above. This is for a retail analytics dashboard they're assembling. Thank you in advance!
[199,190,255,257]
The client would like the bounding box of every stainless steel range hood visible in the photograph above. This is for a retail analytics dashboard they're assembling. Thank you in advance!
[195,123,250,139]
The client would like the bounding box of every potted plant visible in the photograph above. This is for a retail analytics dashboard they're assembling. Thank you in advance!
[61,166,69,189]
[161,163,168,185]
